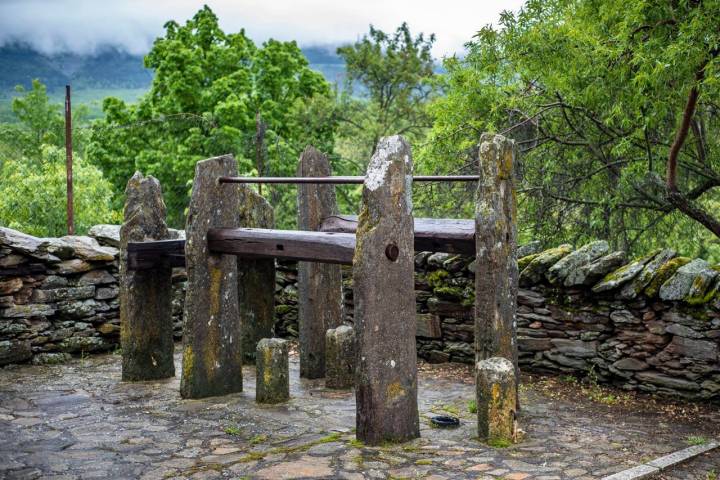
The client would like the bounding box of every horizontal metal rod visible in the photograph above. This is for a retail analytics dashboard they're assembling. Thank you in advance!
[218,175,480,185]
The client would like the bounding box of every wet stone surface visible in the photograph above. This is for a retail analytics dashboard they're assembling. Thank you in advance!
[0,348,718,479]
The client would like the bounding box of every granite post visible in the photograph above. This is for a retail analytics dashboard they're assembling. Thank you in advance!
[238,185,275,363]
[353,136,420,445]
[180,155,242,399]
[297,146,343,379]
[119,172,175,381]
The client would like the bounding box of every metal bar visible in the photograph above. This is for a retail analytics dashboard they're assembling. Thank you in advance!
[65,85,74,235]
[218,175,480,185]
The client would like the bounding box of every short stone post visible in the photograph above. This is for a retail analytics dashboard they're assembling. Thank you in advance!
[256,338,290,403]
[476,357,517,444]
[474,133,520,405]
[120,172,175,381]
[325,325,355,389]
[354,136,420,445]
[180,155,242,399]
[238,185,275,364]
[297,146,343,379]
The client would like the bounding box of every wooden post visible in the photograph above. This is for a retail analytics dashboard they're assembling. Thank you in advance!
[354,136,419,445]
[297,146,343,379]
[181,155,242,399]
[237,185,275,363]
[474,133,520,405]
[119,172,175,381]
[64,85,74,235]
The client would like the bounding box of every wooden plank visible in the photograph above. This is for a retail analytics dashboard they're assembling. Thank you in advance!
[321,215,475,254]
[207,228,356,265]
[127,239,185,270]
[126,214,476,270]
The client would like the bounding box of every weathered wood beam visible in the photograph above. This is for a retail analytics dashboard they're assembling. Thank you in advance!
[127,239,185,270]
[126,214,476,270]
[321,215,475,254]
[207,228,356,265]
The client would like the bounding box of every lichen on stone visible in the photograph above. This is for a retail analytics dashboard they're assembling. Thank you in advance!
[644,256,692,298]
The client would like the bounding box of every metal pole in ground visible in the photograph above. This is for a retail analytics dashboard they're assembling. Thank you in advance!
[64,85,74,235]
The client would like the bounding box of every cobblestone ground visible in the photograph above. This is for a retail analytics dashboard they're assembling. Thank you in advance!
[0,349,718,480]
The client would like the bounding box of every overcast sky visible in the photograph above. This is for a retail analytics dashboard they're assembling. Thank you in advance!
[0,0,526,58]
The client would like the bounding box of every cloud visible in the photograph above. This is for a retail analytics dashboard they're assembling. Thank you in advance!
[0,0,525,57]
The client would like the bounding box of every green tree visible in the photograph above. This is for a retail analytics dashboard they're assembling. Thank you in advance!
[336,23,437,158]
[0,79,88,161]
[87,6,334,227]
[421,0,720,260]
[0,145,118,237]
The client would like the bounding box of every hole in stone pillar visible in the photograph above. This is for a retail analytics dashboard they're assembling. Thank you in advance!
[385,243,399,261]
[276,244,284,251]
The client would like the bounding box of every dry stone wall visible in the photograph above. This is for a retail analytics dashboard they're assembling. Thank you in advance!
[2,225,719,401]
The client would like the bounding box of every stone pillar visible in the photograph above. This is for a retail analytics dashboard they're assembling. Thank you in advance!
[353,136,419,445]
[297,146,343,379]
[325,325,355,389]
[120,172,175,381]
[474,134,520,399]
[256,338,290,403]
[238,185,275,364]
[180,155,242,399]
[476,357,517,444]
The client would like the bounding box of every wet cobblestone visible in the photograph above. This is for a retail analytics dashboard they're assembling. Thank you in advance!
[0,349,717,479]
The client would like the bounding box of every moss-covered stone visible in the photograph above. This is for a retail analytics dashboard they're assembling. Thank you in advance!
[476,357,516,444]
[519,245,572,286]
[255,338,289,403]
[517,253,539,271]
[619,249,676,299]
[659,258,718,302]
[644,257,692,298]
[592,250,660,293]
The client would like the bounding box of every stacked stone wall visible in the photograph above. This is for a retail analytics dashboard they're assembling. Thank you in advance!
[2,225,719,401]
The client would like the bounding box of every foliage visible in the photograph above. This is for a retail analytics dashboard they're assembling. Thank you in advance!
[0,79,90,162]
[420,0,720,261]
[0,145,118,237]
[87,6,334,228]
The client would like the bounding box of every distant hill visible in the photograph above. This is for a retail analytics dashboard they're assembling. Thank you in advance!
[0,43,346,96]
[0,44,154,93]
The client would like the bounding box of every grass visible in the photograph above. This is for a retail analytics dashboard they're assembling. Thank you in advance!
[224,425,242,436]
[686,435,708,446]
[415,459,433,465]
[488,438,513,448]
[707,469,717,480]
[468,399,477,414]
[249,434,268,445]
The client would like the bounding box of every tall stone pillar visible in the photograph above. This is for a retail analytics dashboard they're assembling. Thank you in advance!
[120,172,175,381]
[181,155,242,399]
[354,136,419,445]
[474,133,520,404]
[238,186,275,363]
[297,146,343,379]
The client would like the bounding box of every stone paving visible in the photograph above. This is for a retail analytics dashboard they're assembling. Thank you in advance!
[0,348,718,480]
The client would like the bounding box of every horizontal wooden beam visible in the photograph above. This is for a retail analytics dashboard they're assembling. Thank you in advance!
[207,228,356,264]
[127,239,185,270]
[321,215,475,255]
[127,215,476,270]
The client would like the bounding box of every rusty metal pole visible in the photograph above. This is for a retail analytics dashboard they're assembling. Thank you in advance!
[65,85,74,235]
[255,111,265,196]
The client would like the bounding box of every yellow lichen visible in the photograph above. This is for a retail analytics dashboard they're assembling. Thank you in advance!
[386,382,406,402]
